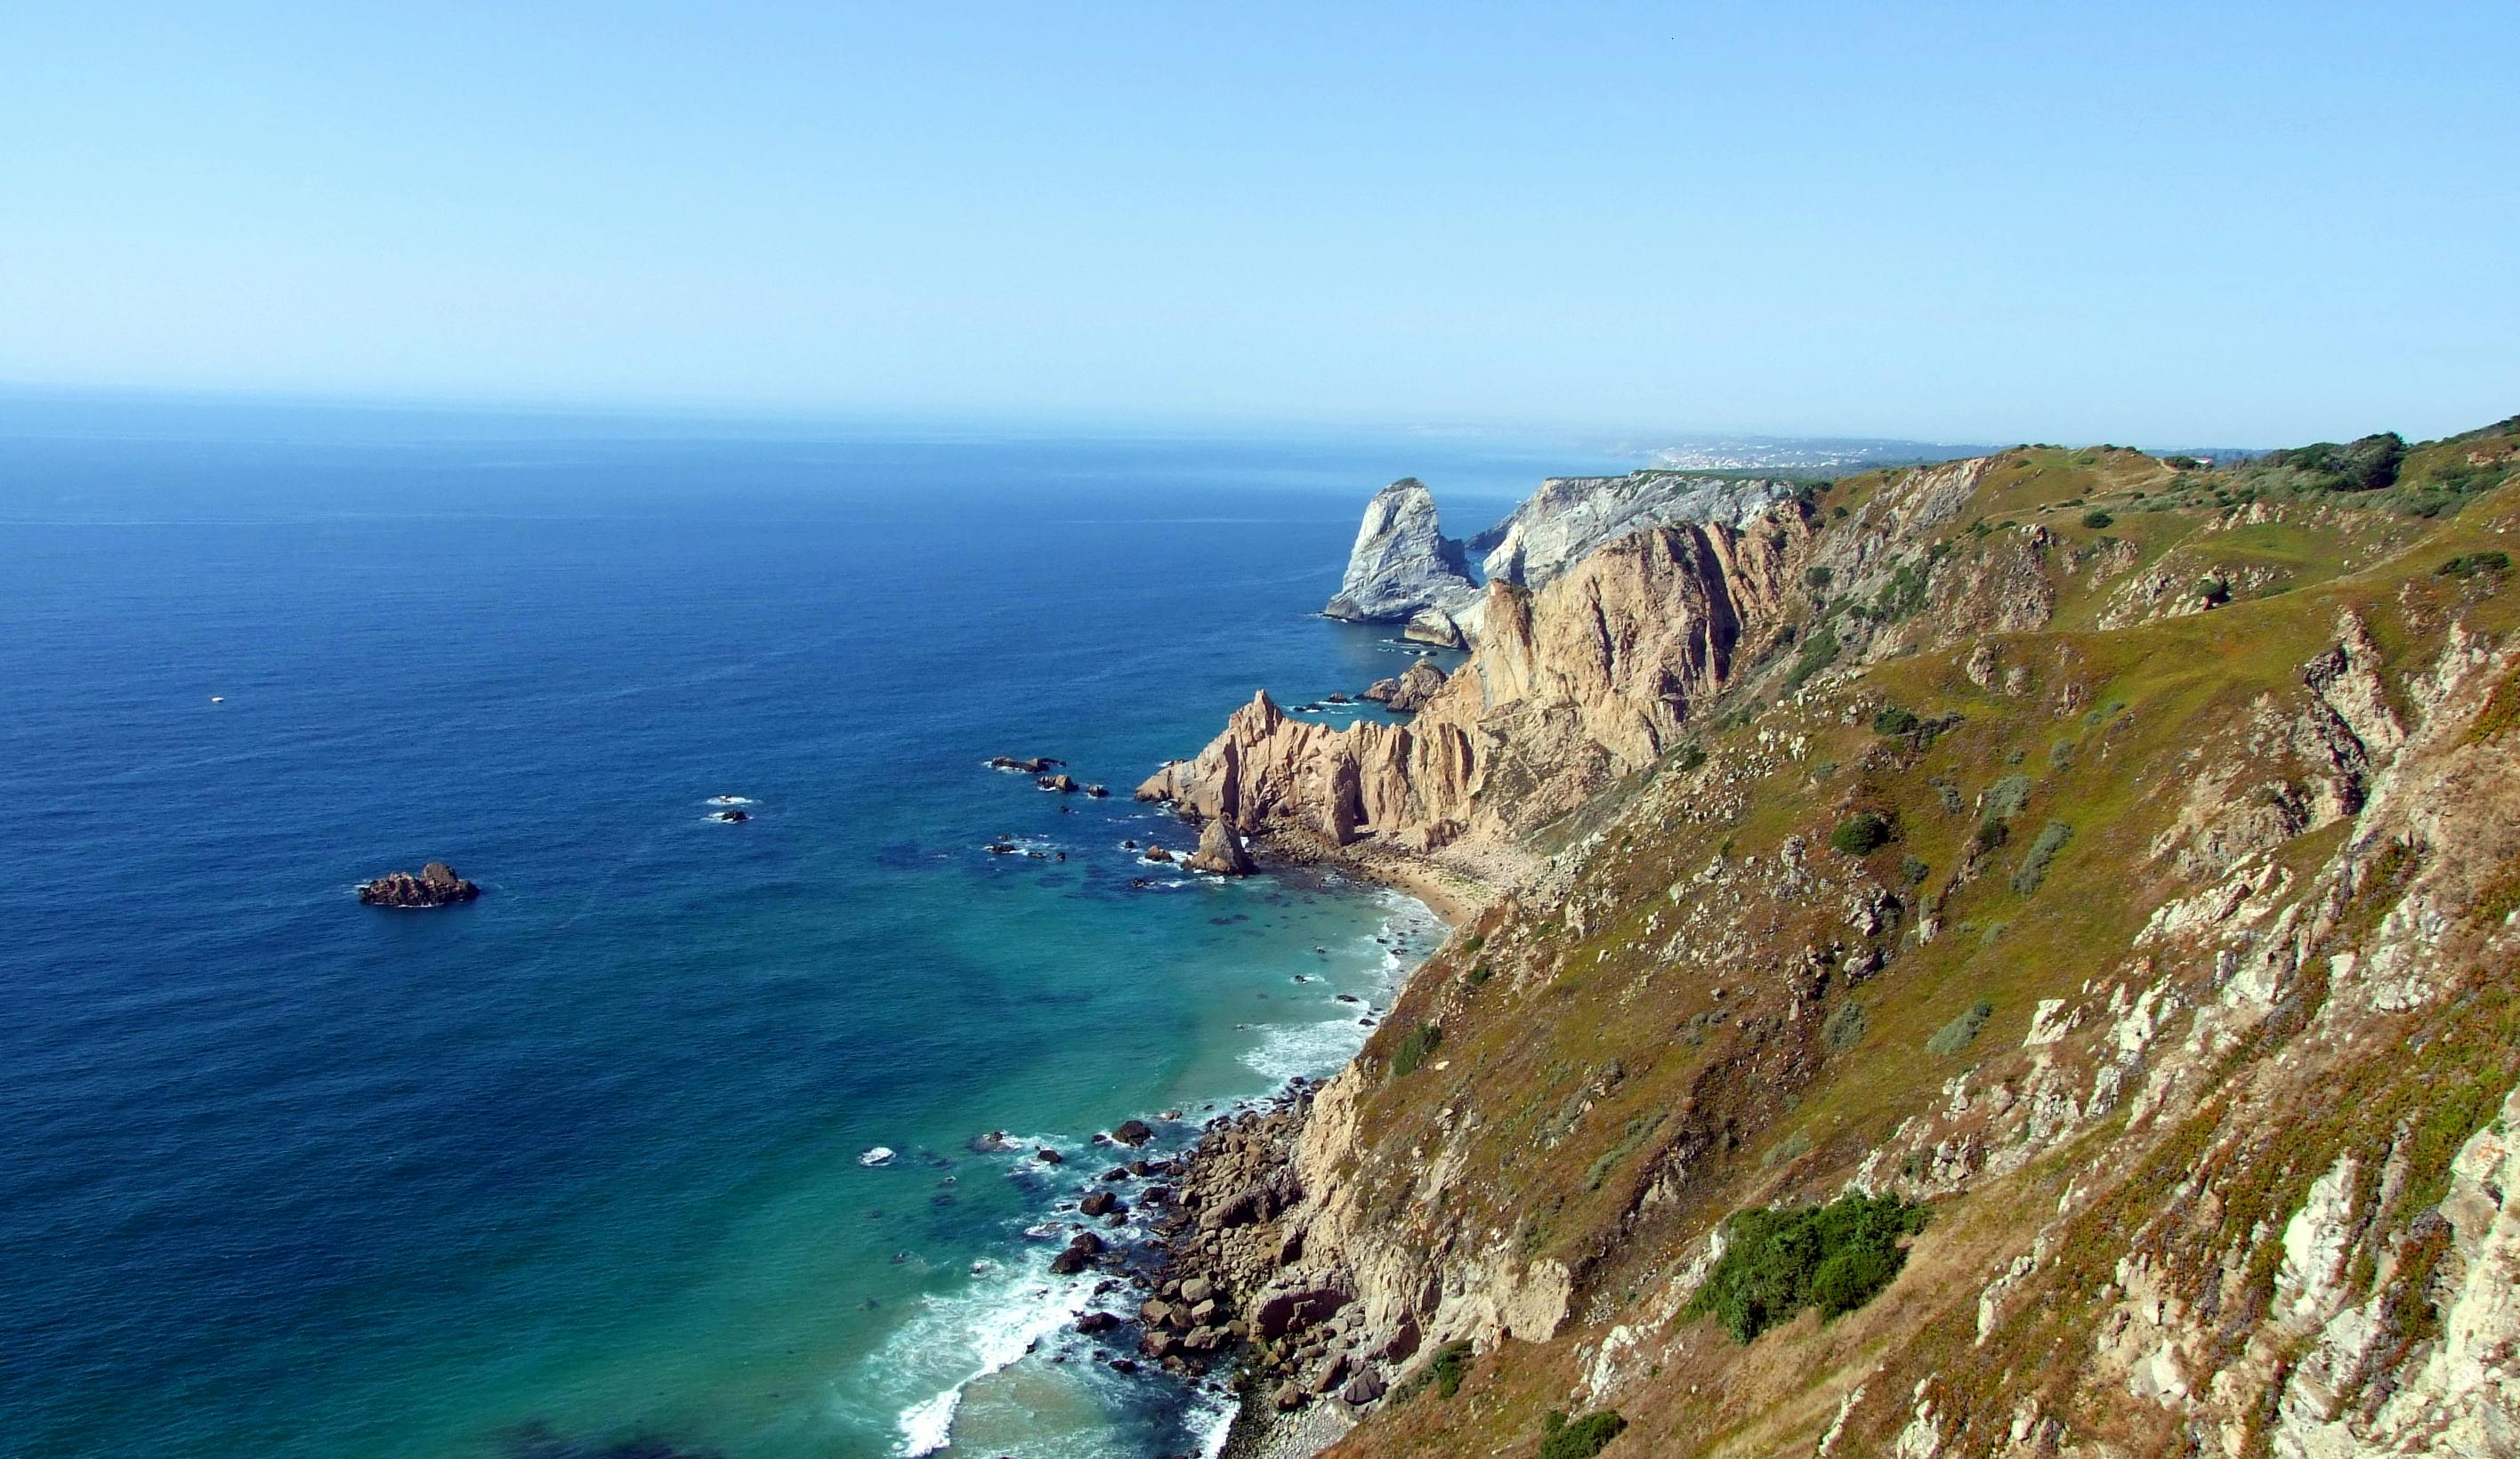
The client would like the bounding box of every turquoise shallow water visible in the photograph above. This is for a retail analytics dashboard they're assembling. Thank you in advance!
[0,411,1614,1459]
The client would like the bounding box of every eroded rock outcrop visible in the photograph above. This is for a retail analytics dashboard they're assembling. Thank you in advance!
[1323,479,1480,624]
[1361,657,1449,713]
[1186,819,1257,875]
[1471,471,1798,589]
[1147,509,1811,853]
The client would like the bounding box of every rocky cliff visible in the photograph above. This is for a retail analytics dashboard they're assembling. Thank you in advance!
[1323,479,1482,625]
[1144,509,1812,867]
[1146,416,2520,1458]
[1470,471,1801,590]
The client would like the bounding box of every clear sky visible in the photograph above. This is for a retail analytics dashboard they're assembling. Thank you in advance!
[2,3,2512,446]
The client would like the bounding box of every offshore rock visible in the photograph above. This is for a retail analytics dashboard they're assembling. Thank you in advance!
[1322,479,1480,623]
[358,862,480,907]
[1471,471,1798,589]
[1186,819,1258,876]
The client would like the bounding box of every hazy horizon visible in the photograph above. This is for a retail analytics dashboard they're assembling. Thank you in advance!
[4,4,2514,447]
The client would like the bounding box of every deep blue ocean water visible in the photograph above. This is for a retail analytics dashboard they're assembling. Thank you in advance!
[0,407,1614,1459]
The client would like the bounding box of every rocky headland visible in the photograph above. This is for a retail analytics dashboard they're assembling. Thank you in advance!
[1133,416,2520,1458]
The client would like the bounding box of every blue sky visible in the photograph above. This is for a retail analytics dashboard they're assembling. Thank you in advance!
[1,3,2512,445]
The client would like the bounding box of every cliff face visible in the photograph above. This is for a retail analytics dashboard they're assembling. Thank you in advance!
[1471,471,1800,590]
[1142,509,1813,858]
[1322,479,1482,624]
[1148,421,2520,1459]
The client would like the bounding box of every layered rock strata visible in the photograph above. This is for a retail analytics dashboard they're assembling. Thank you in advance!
[1321,479,1480,624]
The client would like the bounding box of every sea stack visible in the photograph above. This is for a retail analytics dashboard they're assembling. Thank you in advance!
[1321,479,1480,623]
[1186,819,1257,875]
[359,862,480,907]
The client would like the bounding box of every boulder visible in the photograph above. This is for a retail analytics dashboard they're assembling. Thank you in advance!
[1075,1310,1120,1335]
[1037,773,1079,793]
[1339,1367,1387,1406]
[1274,1381,1307,1412]
[1185,820,1257,876]
[358,862,480,908]
[1079,1190,1124,1218]
[1112,1118,1154,1147]
[1255,1287,1350,1340]
[713,808,751,823]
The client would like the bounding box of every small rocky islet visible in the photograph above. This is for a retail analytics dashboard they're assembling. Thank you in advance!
[357,861,479,907]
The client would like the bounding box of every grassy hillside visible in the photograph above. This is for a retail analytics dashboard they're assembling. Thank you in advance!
[1280,417,2520,1457]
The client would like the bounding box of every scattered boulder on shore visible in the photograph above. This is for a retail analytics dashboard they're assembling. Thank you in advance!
[1144,845,1175,864]
[1186,819,1257,876]
[1037,772,1079,793]
[358,862,480,908]
[1085,783,1111,798]
[1112,1117,1154,1147]
[987,754,1065,773]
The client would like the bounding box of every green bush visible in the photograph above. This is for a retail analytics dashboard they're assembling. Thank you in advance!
[1539,1409,1628,1459]
[1685,1193,1930,1342]
[1871,705,1919,736]
[2438,551,2512,579]
[1829,811,1894,856]
[1804,565,1833,589]
[1926,998,1995,1056]
[2012,819,2074,894]
[1899,854,1931,887]
[1427,1338,1474,1398]
[1788,625,1840,689]
[2260,431,2406,492]
[2080,509,2114,529]
[1982,773,2032,819]
[1821,998,1867,1052]
[1392,1021,1442,1077]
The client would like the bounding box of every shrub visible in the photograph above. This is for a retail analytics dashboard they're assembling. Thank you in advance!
[1829,812,1894,856]
[1804,565,1834,589]
[1467,963,1493,987]
[2196,576,2233,606]
[2012,819,2074,894]
[1900,854,1931,887]
[2438,551,2512,579]
[1821,998,1867,1052]
[1539,1409,1628,1459]
[1788,625,1840,689]
[1428,1338,1474,1399]
[2261,431,2406,492]
[1871,705,1919,736]
[1982,773,2032,819]
[2080,509,2114,529]
[1685,1193,1929,1342]
[1392,1021,1442,1077]
[1926,998,1995,1056]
